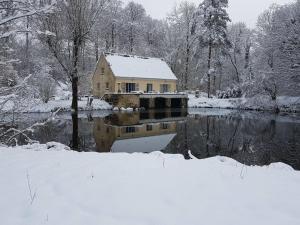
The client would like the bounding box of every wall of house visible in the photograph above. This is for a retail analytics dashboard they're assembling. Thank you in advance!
[114,78,177,93]
[92,54,178,97]
[93,117,177,153]
[92,55,116,97]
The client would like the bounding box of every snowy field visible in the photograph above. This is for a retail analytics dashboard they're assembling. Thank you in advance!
[1,143,300,225]
[0,98,112,113]
[189,94,300,112]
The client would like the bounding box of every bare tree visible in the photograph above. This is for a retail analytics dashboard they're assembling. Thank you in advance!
[39,0,108,113]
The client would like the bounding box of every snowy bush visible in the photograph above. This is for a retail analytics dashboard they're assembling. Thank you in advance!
[38,77,56,103]
[217,87,242,99]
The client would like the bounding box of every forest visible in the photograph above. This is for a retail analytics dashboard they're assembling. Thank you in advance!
[1,2,300,224]
[0,0,300,111]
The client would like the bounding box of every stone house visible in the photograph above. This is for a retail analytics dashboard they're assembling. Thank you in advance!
[92,53,178,97]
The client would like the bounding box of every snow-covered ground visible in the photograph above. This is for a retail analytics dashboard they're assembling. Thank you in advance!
[189,94,300,112]
[1,143,300,225]
[0,98,112,113]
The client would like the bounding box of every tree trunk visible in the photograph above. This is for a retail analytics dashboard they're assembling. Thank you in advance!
[184,38,190,90]
[71,37,80,150]
[25,16,30,73]
[71,113,79,150]
[184,122,189,159]
[206,116,210,156]
[207,41,212,98]
[130,26,134,53]
[229,54,240,83]
[71,38,80,113]
[213,75,216,94]
[244,43,251,69]
[82,41,85,71]
[111,22,115,50]
[105,33,109,52]
[219,64,223,90]
[71,76,79,112]
[95,39,99,62]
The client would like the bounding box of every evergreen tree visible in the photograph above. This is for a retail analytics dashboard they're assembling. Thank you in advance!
[197,0,231,97]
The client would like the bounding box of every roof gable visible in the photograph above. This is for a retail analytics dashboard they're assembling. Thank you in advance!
[104,53,177,80]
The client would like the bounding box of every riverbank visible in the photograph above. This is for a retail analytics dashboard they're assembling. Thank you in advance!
[188,94,300,113]
[1,94,299,114]
[1,143,300,225]
[0,98,112,113]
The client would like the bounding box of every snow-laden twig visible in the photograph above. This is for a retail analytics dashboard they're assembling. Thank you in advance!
[0,108,61,145]
[0,1,56,26]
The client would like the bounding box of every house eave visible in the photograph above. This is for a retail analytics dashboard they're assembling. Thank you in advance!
[114,76,178,81]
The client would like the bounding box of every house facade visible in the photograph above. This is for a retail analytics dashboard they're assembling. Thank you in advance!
[92,53,178,97]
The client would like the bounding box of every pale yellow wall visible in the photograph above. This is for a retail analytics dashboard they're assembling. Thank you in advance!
[92,54,177,96]
[93,119,177,152]
[115,78,177,93]
[92,55,116,97]
[116,122,177,139]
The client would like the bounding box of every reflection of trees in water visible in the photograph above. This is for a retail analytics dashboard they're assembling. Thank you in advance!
[165,114,300,170]
[13,111,300,170]
[28,119,72,145]
[22,116,95,152]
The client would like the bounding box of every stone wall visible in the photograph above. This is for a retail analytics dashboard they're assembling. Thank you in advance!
[104,94,140,109]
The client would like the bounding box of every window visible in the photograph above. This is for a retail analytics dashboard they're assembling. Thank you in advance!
[146,124,153,131]
[125,127,136,133]
[160,123,169,130]
[160,84,169,93]
[125,83,136,93]
[101,67,105,75]
[97,83,100,90]
[106,83,109,90]
[147,84,153,93]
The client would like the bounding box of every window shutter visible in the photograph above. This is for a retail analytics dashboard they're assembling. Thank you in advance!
[160,84,163,93]
[136,83,139,91]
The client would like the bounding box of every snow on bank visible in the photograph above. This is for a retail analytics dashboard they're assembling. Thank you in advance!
[189,94,237,109]
[0,98,112,113]
[1,144,300,225]
[189,94,300,112]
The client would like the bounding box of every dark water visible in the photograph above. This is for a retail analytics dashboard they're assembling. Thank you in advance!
[8,109,300,170]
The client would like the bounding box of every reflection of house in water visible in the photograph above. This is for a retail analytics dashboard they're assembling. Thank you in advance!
[93,110,187,153]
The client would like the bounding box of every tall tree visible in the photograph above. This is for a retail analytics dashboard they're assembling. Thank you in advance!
[197,0,231,97]
[40,0,107,113]
[166,2,197,90]
[122,1,145,54]
[227,22,252,84]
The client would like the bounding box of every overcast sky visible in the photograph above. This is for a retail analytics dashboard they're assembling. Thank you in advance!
[123,0,295,28]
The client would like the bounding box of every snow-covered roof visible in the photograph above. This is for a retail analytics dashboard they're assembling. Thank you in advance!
[105,53,177,80]
[111,134,176,153]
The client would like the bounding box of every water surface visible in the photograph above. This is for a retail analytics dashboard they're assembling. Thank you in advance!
[7,109,300,170]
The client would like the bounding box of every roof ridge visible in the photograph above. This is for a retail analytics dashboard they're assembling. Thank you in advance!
[104,52,164,61]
